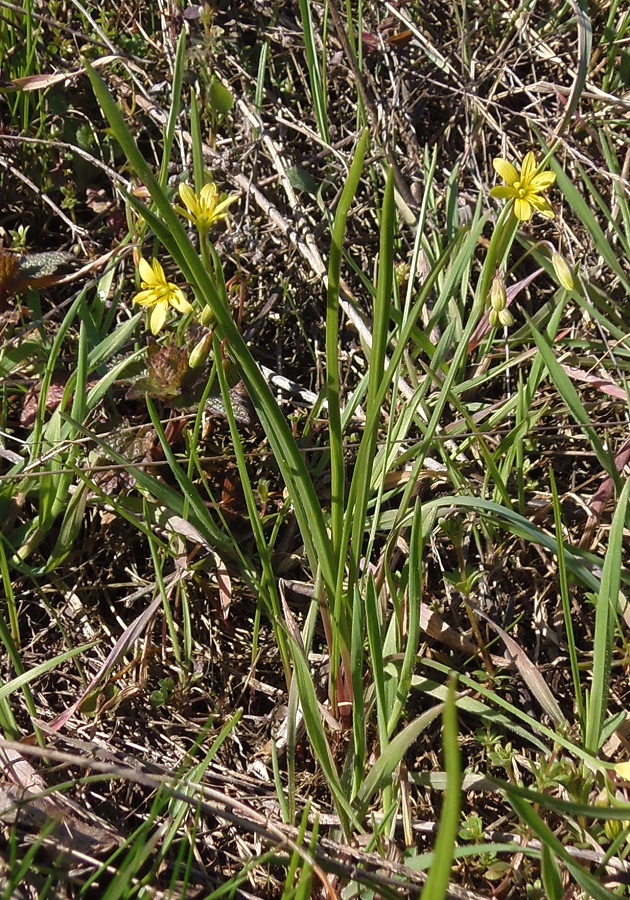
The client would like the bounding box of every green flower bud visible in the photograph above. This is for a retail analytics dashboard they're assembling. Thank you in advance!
[199,305,217,328]
[189,332,213,368]
[552,252,574,291]
[489,273,507,311]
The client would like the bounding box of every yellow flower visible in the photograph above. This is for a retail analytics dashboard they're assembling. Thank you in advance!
[490,152,556,221]
[175,182,239,233]
[133,257,192,335]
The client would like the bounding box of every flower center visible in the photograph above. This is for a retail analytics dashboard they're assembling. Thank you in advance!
[512,179,528,198]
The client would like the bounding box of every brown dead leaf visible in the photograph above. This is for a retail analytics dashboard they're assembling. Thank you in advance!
[472,604,566,726]
[562,365,628,400]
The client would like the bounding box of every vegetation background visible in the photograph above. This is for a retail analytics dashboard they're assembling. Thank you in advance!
[1,0,630,897]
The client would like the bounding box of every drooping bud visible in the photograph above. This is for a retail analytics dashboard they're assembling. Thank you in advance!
[552,252,574,291]
[489,272,508,312]
[189,332,213,368]
[199,304,217,328]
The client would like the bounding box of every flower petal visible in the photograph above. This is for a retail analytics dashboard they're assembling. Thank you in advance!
[173,206,194,223]
[138,257,155,284]
[493,157,518,185]
[528,195,554,218]
[529,171,556,191]
[133,288,159,307]
[200,183,218,206]
[178,183,197,211]
[212,195,239,219]
[520,152,537,184]
[150,259,167,284]
[168,288,192,314]
[149,301,168,334]
[514,197,532,221]
[490,186,516,200]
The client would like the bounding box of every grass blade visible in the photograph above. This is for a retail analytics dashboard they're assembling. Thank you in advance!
[419,675,461,900]
[585,476,630,752]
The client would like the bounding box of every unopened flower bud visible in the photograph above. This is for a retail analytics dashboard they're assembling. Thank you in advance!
[489,273,507,311]
[189,332,213,368]
[199,305,217,327]
[552,252,574,291]
[489,306,514,328]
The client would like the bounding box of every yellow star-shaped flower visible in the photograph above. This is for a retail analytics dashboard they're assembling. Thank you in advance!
[490,152,556,222]
[133,257,192,335]
[175,182,239,234]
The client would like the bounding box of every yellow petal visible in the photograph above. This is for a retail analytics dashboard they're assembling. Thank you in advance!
[149,301,168,334]
[493,157,518,185]
[133,288,159,307]
[529,195,555,218]
[173,205,194,222]
[151,259,167,284]
[490,185,515,201]
[514,197,532,221]
[520,152,537,184]
[178,183,196,211]
[138,257,155,284]
[212,195,239,219]
[529,171,556,191]
[169,289,192,314]
[200,182,218,206]
[615,762,630,779]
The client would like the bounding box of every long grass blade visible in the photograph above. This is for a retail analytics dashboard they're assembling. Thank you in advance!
[585,477,630,752]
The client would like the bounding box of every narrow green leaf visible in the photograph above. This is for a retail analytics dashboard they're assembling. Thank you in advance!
[585,476,630,752]
[327,129,368,564]
[420,675,461,900]
[365,575,387,749]
[158,31,186,188]
[354,701,444,819]
[549,467,585,731]
[541,842,564,900]
[508,794,617,900]
[0,643,94,701]
[387,499,422,735]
